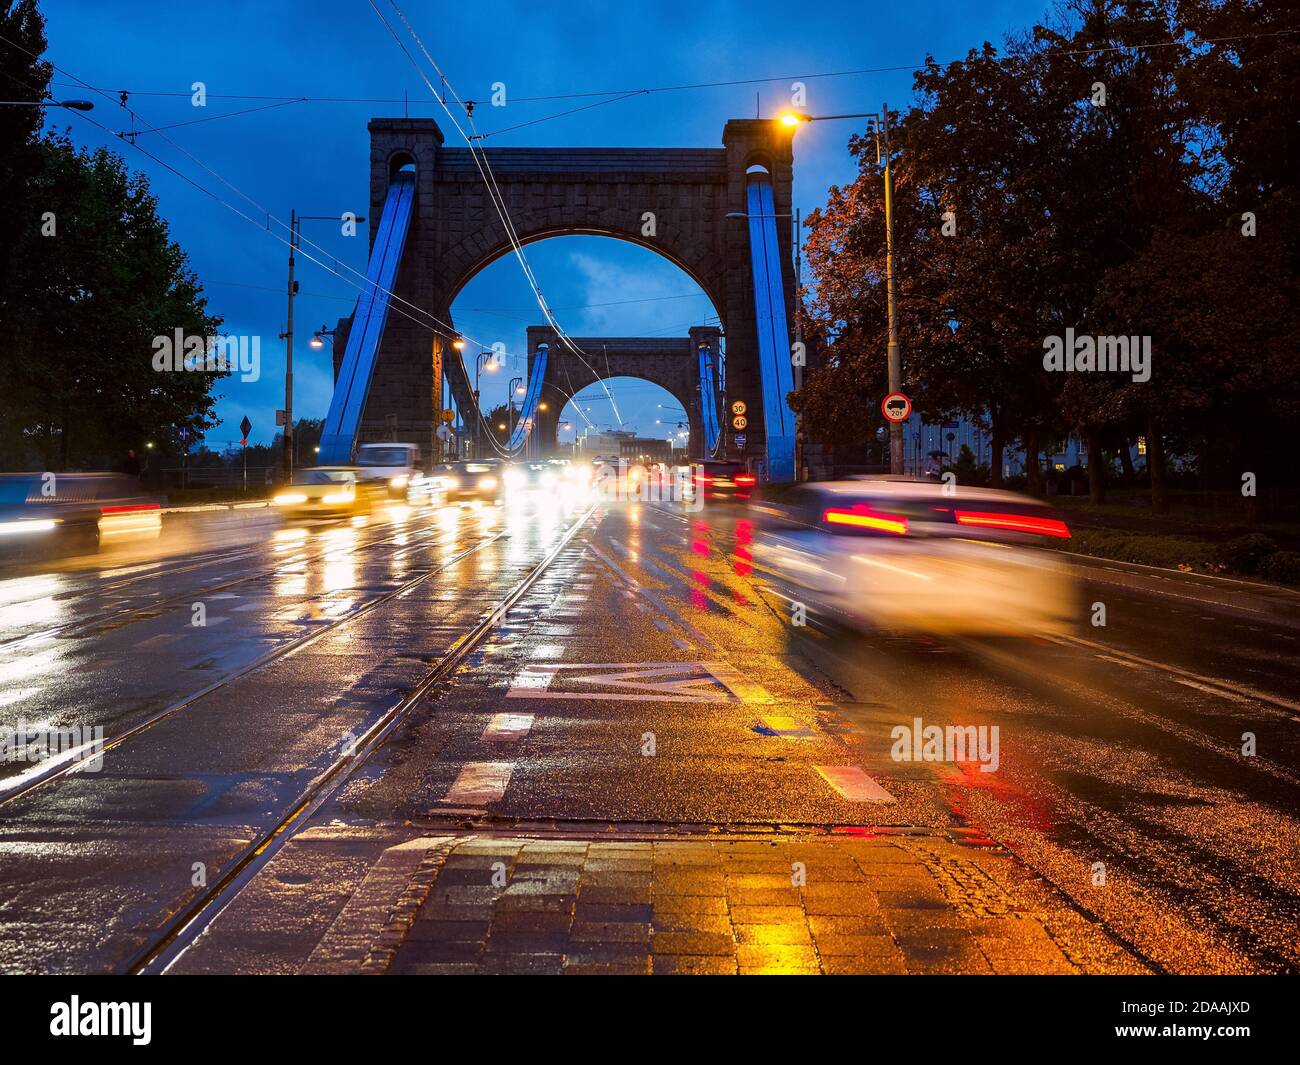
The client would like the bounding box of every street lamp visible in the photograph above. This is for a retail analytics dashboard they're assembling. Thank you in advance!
[0,98,94,110]
[474,351,498,457]
[279,210,365,479]
[778,106,903,474]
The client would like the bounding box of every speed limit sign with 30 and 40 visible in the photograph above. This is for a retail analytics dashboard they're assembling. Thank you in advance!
[732,415,748,431]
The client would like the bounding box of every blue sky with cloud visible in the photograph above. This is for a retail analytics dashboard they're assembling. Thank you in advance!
[38,0,1050,448]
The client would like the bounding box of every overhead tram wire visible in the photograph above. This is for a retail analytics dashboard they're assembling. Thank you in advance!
[370,0,628,444]
[4,51,635,461]
[0,38,524,459]
[400,4,629,430]
[0,35,514,365]
[378,0,624,428]
[43,28,1300,111]
[0,33,535,402]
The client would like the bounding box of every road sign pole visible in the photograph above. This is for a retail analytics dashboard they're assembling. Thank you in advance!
[881,105,904,476]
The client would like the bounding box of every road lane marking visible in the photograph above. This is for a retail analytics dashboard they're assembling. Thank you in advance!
[482,713,534,742]
[702,662,774,704]
[814,765,896,803]
[1051,633,1300,714]
[505,662,771,703]
[440,762,513,805]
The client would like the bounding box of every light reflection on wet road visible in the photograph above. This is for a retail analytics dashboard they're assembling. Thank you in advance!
[0,490,1296,974]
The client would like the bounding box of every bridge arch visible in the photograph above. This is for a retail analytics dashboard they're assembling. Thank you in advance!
[351,116,797,476]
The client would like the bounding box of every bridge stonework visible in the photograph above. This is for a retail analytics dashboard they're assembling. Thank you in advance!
[523,325,722,459]
[361,117,796,464]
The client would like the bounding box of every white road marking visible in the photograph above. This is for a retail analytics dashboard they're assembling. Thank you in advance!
[814,765,896,803]
[482,713,534,742]
[506,662,771,703]
[1053,633,1300,714]
[440,762,513,805]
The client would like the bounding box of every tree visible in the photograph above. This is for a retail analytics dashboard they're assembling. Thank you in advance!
[486,404,512,449]
[0,134,223,469]
[799,0,1300,516]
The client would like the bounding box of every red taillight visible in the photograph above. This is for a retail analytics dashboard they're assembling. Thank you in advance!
[735,474,756,486]
[100,503,161,514]
[954,510,1070,538]
[822,506,908,535]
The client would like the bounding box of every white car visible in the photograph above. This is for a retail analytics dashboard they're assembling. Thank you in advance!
[354,443,433,501]
[751,478,1079,636]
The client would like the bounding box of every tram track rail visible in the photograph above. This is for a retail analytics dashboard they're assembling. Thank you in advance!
[126,502,595,975]
[0,523,510,807]
[0,508,475,652]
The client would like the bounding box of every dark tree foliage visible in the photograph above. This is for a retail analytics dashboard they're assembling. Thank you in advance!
[0,133,223,470]
[0,1,223,471]
[799,0,1300,512]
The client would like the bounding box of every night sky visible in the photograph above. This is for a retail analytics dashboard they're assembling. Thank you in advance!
[38,0,1049,449]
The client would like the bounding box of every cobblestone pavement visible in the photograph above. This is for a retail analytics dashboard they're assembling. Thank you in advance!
[380,834,1150,975]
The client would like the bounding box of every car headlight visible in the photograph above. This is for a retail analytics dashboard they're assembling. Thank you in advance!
[390,475,409,489]
[322,491,354,504]
[478,477,498,490]
[274,493,307,506]
[0,518,57,535]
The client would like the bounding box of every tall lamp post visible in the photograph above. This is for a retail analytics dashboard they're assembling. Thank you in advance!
[280,210,364,480]
[473,347,496,457]
[779,106,903,475]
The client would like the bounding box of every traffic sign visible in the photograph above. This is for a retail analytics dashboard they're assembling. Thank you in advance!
[881,392,911,423]
[239,416,252,437]
[732,415,748,431]
[735,433,747,448]
[440,409,455,423]
[731,400,747,416]
[436,424,453,442]
[275,409,286,426]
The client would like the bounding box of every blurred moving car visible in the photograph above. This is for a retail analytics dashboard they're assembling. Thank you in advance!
[0,472,162,554]
[694,460,756,502]
[354,442,434,501]
[272,467,366,517]
[504,461,559,491]
[751,478,1077,635]
[431,460,503,504]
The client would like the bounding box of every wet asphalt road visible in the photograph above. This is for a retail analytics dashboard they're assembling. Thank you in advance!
[0,490,1296,974]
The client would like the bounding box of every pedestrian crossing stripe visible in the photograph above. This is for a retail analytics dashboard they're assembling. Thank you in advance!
[814,765,896,803]
[482,713,534,741]
[505,661,773,704]
[439,761,513,805]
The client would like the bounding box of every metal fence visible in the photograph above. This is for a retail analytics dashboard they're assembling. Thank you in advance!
[159,466,279,490]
